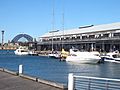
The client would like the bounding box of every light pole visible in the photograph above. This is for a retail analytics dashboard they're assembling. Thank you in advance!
[1,30,4,49]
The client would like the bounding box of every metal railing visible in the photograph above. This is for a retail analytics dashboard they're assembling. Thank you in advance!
[68,73,120,90]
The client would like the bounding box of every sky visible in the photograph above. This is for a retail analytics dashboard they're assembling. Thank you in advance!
[0,0,120,42]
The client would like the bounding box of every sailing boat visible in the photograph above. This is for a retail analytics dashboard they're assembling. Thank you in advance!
[48,0,60,59]
[48,0,67,59]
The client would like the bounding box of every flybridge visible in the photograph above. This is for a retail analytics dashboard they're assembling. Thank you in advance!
[79,25,94,29]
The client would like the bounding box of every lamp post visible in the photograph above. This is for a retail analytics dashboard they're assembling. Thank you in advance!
[1,30,4,49]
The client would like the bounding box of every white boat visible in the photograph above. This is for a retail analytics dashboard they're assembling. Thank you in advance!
[66,49,101,64]
[48,51,60,59]
[28,50,38,56]
[14,46,29,55]
[102,51,120,63]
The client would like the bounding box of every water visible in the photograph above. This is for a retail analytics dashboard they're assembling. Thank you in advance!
[0,50,120,85]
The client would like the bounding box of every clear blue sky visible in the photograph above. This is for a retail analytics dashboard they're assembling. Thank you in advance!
[0,0,120,42]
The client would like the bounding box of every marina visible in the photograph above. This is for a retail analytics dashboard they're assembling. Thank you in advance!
[0,50,120,87]
[0,0,120,89]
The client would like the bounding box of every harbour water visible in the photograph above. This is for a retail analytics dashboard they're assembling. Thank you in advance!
[0,50,120,86]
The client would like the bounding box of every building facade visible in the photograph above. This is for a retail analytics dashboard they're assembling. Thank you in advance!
[37,22,120,52]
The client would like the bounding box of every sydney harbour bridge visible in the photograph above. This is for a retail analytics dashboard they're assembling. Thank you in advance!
[0,33,37,50]
[11,34,33,43]
[10,34,37,50]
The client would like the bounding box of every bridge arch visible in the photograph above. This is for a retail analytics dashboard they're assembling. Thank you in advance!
[11,34,33,43]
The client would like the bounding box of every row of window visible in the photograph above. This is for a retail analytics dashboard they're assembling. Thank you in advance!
[40,32,120,42]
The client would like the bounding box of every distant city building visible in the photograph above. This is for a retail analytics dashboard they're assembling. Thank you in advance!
[38,22,120,52]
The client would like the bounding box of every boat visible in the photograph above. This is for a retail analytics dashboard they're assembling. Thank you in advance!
[48,51,60,59]
[66,49,101,64]
[28,50,38,56]
[14,46,29,55]
[101,51,120,63]
[60,49,69,60]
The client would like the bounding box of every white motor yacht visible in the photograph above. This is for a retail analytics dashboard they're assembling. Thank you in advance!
[102,51,120,63]
[66,49,101,64]
[14,46,29,55]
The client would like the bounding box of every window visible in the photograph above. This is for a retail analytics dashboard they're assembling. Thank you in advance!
[113,33,120,37]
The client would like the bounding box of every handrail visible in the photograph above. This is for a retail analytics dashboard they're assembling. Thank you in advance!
[74,75,120,82]
[68,73,120,90]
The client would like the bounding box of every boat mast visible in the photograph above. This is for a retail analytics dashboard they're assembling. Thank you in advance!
[52,0,55,51]
[61,0,64,50]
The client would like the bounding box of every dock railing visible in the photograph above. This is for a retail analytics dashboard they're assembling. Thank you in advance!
[68,73,120,90]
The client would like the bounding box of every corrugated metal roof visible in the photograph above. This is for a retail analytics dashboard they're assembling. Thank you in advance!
[40,22,120,38]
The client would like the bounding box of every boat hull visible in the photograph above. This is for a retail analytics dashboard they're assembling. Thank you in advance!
[66,50,101,64]
[103,57,120,63]
[48,53,60,59]
[66,56,100,64]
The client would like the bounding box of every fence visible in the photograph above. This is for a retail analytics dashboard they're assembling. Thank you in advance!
[68,73,120,90]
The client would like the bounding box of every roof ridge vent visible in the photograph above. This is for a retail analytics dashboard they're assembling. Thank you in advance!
[79,25,94,29]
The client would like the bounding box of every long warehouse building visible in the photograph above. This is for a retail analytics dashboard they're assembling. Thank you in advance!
[37,22,120,52]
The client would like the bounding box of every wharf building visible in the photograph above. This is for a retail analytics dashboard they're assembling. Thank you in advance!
[37,22,120,52]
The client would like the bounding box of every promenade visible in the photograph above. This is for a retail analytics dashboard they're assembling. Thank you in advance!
[0,70,67,90]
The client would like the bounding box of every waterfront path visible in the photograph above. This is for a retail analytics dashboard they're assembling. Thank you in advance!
[0,70,67,90]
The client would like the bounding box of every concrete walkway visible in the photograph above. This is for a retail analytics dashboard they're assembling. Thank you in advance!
[0,70,67,90]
